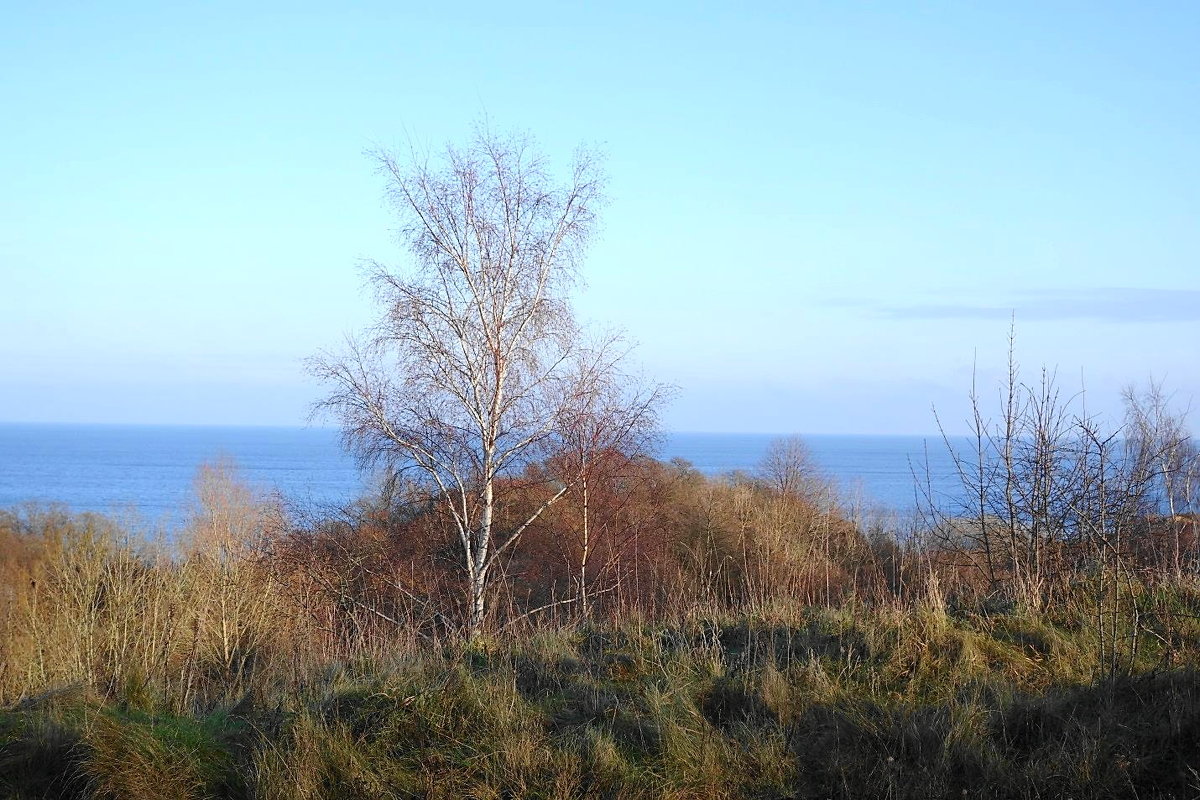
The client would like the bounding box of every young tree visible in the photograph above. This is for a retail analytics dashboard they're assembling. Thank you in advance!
[758,435,823,500]
[550,339,668,617]
[311,127,632,635]
[1123,380,1197,573]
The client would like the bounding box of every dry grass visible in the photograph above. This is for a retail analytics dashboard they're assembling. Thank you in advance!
[3,599,1200,798]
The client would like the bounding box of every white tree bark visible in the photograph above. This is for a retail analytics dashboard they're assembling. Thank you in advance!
[312,127,622,637]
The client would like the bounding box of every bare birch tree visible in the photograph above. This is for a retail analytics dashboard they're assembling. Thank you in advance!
[551,338,669,617]
[1123,380,1197,574]
[310,127,610,636]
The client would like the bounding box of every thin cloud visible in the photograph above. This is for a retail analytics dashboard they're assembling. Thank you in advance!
[878,288,1200,324]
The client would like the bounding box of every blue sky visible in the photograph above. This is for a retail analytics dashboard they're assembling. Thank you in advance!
[3,2,1197,434]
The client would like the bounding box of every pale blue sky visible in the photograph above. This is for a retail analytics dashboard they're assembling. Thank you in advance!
[3,2,1197,434]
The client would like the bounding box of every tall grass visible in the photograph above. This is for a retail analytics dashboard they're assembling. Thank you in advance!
[4,594,1200,798]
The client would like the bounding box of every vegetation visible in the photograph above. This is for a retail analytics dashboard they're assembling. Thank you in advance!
[308,127,667,637]
[2,419,1200,798]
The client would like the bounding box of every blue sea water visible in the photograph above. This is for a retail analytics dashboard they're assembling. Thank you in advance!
[0,424,963,527]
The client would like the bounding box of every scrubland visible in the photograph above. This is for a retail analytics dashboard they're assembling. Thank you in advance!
[3,436,1200,799]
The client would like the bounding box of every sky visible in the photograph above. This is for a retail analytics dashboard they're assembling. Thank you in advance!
[2,2,1197,434]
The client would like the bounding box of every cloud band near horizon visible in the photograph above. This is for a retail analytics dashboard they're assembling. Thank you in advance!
[876,287,1200,323]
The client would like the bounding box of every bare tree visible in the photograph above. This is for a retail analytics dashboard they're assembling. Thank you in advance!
[182,459,283,699]
[758,435,823,500]
[185,457,275,561]
[551,338,669,617]
[311,127,638,636]
[926,329,1081,604]
[1123,380,1196,571]
[756,436,841,604]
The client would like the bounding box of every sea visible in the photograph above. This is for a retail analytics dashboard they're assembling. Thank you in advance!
[0,424,965,529]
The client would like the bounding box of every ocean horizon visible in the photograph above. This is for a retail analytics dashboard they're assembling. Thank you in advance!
[0,422,964,527]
